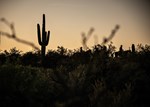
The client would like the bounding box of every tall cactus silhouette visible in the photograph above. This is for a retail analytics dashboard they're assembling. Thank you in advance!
[37,14,50,66]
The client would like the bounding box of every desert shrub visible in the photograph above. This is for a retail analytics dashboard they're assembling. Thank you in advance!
[0,52,6,65]
[21,51,40,66]
[0,44,150,107]
[0,65,56,107]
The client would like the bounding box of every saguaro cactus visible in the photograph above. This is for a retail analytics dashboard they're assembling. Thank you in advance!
[37,14,50,65]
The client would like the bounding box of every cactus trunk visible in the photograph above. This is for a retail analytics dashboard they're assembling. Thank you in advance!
[41,45,46,65]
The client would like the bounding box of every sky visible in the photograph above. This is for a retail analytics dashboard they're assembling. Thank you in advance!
[0,0,150,52]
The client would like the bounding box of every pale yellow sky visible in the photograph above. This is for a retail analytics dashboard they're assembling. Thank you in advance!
[0,0,150,52]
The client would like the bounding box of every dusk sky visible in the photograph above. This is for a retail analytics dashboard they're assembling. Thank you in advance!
[0,0,150,52]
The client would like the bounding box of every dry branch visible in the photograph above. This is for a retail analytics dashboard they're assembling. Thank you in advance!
[0,18,40,51]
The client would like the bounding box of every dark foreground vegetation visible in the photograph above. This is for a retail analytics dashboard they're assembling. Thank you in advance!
[0,44,150,107]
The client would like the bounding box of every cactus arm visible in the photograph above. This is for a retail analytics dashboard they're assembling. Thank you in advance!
[45,31,50,45]
[37,24,42,45]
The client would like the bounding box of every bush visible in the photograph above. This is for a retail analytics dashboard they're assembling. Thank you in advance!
[0,44,150,107]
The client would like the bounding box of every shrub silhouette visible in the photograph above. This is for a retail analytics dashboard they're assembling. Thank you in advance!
[115,45,134,58]
[0,44,150,107]
[0,52,6,65]
[5,47,22,64]
[37,14,50,66]
[21,51,40,66]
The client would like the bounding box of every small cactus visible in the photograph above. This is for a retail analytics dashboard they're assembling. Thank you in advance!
[37,14,50,66]
[119,45,123,52]
[131,44,135,53]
